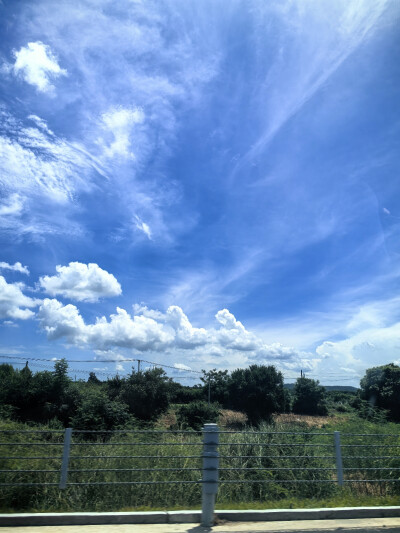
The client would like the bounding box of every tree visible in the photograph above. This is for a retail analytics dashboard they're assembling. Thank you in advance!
[201,369,230,406]
[360,363,400,421]
[292,377,328,416]
[119,367,171,421]
[88,372,101,385]
[228,365,285,425]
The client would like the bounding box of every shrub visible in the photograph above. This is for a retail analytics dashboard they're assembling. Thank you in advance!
[177,401,220,430]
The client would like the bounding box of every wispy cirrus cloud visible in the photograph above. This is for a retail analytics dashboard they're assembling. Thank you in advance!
[233,0,388,174]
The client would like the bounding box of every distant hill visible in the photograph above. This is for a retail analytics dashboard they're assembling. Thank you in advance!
[284,383,358,392]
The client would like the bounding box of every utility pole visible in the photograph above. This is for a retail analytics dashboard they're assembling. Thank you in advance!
[137,359,141,373]
[208,378,211,406]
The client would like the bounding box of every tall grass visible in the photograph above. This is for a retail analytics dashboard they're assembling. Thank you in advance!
[0,416,399,512]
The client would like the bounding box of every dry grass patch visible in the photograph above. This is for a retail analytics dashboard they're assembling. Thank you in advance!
[219,409,248,430]
[274,413,333,427]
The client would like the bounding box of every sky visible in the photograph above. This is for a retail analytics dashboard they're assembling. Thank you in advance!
[0,0,399,387]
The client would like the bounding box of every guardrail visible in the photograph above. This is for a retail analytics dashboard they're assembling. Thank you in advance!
[1,425,400,526]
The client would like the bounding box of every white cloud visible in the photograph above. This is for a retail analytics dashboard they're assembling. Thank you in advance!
[0,110,105,215]
[174,363,192,371]
[27,115,54,135]
[0,262,29,275]
[39,262,122,302]
[101,107,145,159]
[37,299,314,372]
[0,194,24,217]
[0,275,40,320]
[12,42,67,93]
[233,0,388,174]
[134,216,152,239]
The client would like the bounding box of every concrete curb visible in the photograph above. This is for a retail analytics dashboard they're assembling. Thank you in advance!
[1,506,400,526]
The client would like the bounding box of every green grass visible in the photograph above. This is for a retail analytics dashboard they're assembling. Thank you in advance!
[1,415,400,513]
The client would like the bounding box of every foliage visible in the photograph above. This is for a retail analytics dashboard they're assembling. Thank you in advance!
[166,382,203,404]
[360,363,400,422]
[177,400,220,430]
[71,386,134,431]
[228,365,285,425]
[118,367,171,421]
[292,377,328,416]
[87,372,101,385]
[1,416,400,512]
[201,368,230,406]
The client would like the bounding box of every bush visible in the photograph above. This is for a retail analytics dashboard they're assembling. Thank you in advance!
[177,401,220,430]
[71,386,134,431]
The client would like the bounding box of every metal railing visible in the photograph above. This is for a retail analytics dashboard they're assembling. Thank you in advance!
[1,425,400,526]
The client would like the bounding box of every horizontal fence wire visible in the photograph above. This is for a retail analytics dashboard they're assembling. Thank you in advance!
[69,455,202,459]
[0,456,61,460]
[1,429,400,494]
[220,455,336,459]
[70,442,202,446]
[73,430,203,434]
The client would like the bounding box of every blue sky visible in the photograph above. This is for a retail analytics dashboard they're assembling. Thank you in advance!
[0,0,399,386]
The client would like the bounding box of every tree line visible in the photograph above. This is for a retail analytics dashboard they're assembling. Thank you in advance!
[0,360,399,430]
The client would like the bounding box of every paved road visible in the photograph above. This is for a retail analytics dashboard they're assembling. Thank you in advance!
[2,518,400,533]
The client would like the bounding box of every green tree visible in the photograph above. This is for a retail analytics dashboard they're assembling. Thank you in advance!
[360,363,400,421]
[228,365,285,425]
[88,372,101,385]
[71,387,134,431]
[292,377,328,416]
[119,367,171,421]
[201,369,230,406]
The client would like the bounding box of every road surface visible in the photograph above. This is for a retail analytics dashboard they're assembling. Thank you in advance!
[1,517,400,532]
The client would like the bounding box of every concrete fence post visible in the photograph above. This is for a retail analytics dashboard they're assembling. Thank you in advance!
[59,428,72,489]
[334,430,344,487]
[201,423,219,527]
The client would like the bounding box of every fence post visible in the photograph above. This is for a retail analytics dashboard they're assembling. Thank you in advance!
[334,430,344,487]
[59,428,72,489]
[201,423,219,527]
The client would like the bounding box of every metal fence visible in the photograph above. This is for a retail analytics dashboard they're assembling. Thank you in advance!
[1,424,400,526]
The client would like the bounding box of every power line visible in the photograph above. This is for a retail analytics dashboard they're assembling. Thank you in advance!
[0,354,202,374]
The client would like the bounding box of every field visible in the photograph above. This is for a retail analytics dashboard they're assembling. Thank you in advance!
[1,414,400,513]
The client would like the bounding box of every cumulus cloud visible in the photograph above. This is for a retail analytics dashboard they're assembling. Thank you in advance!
[39,262,122,302]
[0,262,29,275]
[37,299,314,371]
[0,276,40,320]
[12,42,67,93]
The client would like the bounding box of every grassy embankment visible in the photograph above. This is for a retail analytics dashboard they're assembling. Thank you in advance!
[0,414,399,512]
